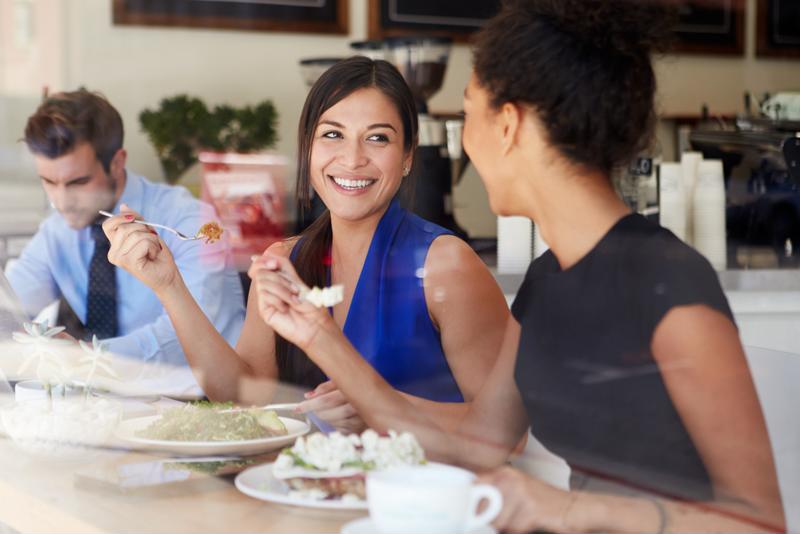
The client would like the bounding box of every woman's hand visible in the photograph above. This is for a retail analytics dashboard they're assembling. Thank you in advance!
[102,204,179,294]
[247,253,336,351]
[297,380,367,435]
[476,466,574,534]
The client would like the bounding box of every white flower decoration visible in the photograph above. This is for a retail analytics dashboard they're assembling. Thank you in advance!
[13,322,74,385]
[78,335,118,389]
[12,322,71,345]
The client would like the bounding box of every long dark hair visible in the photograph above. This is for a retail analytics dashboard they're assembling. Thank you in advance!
[276,56,419,388]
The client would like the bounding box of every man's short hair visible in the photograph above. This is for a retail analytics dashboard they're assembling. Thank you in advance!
[23,89,124,173]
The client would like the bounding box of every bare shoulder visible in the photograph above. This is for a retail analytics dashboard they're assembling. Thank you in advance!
[423,235,504,309]
[425,235,488,279]
[264,237,300,259]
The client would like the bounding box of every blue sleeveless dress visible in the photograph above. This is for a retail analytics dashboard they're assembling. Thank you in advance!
[292,199,463,402]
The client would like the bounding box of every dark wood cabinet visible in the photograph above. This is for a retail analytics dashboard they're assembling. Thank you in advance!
[757,0,800,58]
[368,0,745,54]
[112,0,348,34]
[367,0,500,42]
[672,0,745,55]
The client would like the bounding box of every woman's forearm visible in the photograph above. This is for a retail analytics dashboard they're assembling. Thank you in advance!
[400,394,529,464]
[568,491,783,534]
[304,325,515,468]
[399,394,469,432]
[156,276,251,401]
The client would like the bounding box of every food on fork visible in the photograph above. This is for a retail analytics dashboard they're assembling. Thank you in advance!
[197,221,223,244]
[301,285,344,308]
[273,429,425,501]
[136,402,287,442]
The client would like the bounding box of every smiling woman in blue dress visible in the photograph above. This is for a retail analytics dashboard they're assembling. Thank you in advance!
[246,0,785,531]
[101,57,511,434]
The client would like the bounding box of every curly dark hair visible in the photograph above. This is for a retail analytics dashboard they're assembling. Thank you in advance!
[472,0,676,175]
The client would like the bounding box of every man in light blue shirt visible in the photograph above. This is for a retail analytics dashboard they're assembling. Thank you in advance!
[7,89,244,393]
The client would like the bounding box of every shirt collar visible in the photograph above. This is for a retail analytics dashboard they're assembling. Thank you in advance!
[112,170,144,214]
[76,171,143,240]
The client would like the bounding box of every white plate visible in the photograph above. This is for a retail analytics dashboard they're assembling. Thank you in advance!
[235,462,369,511]
[340,517,497,534]
[115,415,309,456]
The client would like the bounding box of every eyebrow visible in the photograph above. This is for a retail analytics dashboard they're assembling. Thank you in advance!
[319,120,345,128]
[318,120,397,132]
[367,123,397,132]
[40,175,91,185]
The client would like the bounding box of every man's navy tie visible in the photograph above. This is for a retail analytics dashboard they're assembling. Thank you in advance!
[86,223,118,339]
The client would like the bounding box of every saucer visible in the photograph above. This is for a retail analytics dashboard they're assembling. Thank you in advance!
[340,517,497,534]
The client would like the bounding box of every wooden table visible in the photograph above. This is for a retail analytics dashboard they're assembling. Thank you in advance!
[0,438,365,533]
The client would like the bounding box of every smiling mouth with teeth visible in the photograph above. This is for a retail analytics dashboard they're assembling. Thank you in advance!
[330,175,376,191]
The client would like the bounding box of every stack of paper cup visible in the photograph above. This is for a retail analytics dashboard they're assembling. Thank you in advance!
[497,216,532,274]
[680,151,703,244]
[658,162,687,242]
[533,223,549,260]
[693,159,727,271]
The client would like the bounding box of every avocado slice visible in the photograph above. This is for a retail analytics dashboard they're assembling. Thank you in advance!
[254,410,288,436]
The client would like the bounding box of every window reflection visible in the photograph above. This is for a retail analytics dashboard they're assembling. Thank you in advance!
[0,1,797,533]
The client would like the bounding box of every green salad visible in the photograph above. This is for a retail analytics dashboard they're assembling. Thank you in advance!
[137,402,287,442]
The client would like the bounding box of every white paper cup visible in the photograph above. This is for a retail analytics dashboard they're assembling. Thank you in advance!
[693,159,727,270]
[658,162,687,241]
[681,151,703,243]
[367,464,503,534]
[498,216,532,274]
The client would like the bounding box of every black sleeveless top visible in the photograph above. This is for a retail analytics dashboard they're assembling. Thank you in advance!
[512,214,734,501]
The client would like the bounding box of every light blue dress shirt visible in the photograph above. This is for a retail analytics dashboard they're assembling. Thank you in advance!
[7,171,245,371]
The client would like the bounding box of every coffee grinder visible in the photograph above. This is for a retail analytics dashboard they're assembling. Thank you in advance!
[349,40,385,61]
[384,36,469,238]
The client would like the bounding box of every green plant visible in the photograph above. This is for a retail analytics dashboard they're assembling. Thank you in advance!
[139,95,278,184]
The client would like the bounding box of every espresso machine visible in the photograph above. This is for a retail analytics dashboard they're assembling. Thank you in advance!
[689,94,800,267]
[349,40,384,61]
[384,36,470,239]
[299,57,344,89]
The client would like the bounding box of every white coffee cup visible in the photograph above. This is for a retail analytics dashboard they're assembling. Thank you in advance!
[14,380,81,402]
[366,463,503,534]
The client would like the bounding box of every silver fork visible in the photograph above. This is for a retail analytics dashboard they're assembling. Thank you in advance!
[98,210,203,241]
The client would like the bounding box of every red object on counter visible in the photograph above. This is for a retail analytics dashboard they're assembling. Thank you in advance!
[199,152,289,270]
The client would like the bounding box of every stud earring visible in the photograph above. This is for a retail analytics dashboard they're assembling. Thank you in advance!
[402,166,410,177]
